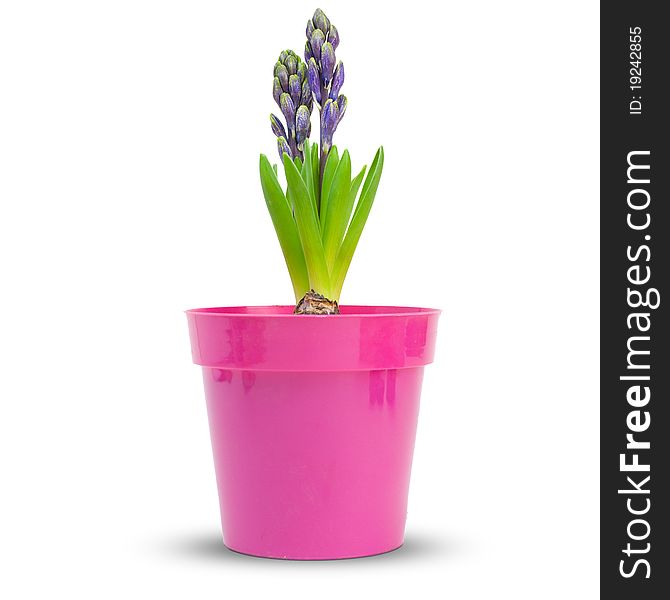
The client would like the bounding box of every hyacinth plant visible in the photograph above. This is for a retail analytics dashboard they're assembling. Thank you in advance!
[259,8,384,315]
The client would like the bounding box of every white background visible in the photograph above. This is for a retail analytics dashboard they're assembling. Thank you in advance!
[0,1,599,598]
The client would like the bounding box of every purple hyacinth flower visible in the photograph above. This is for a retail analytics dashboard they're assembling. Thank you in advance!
[274,63,289,91]
[335,95,347,124]
[321,99,338,137]
[301,10,345,167]
[295,105,311,149]
[327,25,339,50]
[310,29,325,61]
[268,49,313,160]
[307,59,322,103]
[280,93,296,130]
[301,78,312,106]
[288,74,302,107]
[273,77,282,106]
[277,136,292,159]
[285,53,298,75]
[270,113,286,138]
[329,61,344,99]
[313,8,330,33]
[320,42,335,87]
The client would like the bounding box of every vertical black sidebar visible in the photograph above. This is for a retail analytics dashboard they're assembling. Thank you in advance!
[601,2,669,596]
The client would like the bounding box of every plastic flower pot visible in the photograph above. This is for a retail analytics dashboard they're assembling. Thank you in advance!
[186,305,440,560]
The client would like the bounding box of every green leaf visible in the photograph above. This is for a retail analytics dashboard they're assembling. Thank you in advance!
[319,146,339,229]
[331,146,384,300]
[283,153,332,297]
[259,154,310,301]
[321,149,352,271]
[300,140,312,192]
[300,140,319,227]
[311,142,320,213]
[332,164,367,268]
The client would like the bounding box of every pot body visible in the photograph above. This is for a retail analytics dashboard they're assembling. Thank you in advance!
[186,305,440,560]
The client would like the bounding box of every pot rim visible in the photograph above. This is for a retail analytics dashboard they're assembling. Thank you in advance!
[186,305,441,371]
[185,305,441,318]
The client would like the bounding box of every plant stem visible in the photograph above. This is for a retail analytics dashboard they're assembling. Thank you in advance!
[289,136,300,160]
[317,82,329,216]
[318,149,327,209]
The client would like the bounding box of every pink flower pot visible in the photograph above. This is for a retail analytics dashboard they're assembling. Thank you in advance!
[186,305,440,560]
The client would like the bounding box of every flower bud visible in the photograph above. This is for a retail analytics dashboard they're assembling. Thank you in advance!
[329,61,344,99]
[307,58,321,103]
[301,79,313,107]
[274,63,289,91]
[320,99,337,151]
[310,29,325,61]
[277,136,292,159]
[285,54,298,75]
[335,95,347,124]
[272,77,282,105]
[321,99,337,134]
[327,25,339,50]
[295,105,311,149]
[280,93,296,128]
[270,113,286,138]
[313,8,330,33]
[320,42,335,86]
[288,74,301,107]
